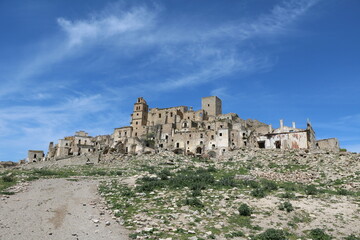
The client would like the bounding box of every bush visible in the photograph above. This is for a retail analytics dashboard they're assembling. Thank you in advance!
[191,189,202,197]
[247,180,261,189]
[253,229,287,240]
[305,185,318,195]
[281,182,298,192]
[218,176,237,187]
[33,169,59,176]
[136,180,164,192]
[261,179,278,191]
[169,169,215,189]
[157,169,171,180]
[1,175,15,182]
[207,166,217,172]
[225,231,245,238]
[279,191,295,199]
[238,203,252,216]
[121,187,135,197]
[278,201,294,212]
[309,228,332,240]
[345,234,360,240]
[184,198,204,208]
[337,188,351,196]
[251,188,266,198]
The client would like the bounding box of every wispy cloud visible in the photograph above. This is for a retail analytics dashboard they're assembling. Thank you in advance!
[57,5,158,48]
[1,0,318,97]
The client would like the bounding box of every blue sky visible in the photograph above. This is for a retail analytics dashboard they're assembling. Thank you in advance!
[1,0,360,161]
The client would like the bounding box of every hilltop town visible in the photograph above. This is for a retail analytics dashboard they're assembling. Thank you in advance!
[2,97,359,240]
[27,96,339,162]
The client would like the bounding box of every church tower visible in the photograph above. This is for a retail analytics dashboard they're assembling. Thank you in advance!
[131,97,148,137]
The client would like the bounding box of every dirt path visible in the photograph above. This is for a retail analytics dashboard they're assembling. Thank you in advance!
[0,178,129,240]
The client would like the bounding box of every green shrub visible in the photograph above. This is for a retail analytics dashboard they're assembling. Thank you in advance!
[337,188,351,196]
[191,189,202,197]
[247,180,260,188]
[218,176,237,187]
[0,191,15,195]
[121,187,135,197]
[281,182,298,192]
[305,185,318,195]
[279,191,295,199]
[2,175,15,182]
[225,231,245,238]
[26,176,39,181]
[253,228,287,240]
[261,179,278,191]
[207,166,217,172]
[184,198,204,208]
[157,169,171,180]
[169,169,215,189]
[345,234,360,240]
[238,203,252,216]
[309,228,332,240]
[136,180,164,192]
[251,188,266,198]
[278,201,294,212]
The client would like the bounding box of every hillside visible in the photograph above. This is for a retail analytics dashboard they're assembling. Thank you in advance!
[1,149,359,240]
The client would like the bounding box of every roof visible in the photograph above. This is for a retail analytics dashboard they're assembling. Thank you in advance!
[114,126,132,130]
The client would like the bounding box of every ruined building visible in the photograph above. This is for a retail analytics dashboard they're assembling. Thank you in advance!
[27,96,339,162]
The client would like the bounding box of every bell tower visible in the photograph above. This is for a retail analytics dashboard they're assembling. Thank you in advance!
[131,97,148,137]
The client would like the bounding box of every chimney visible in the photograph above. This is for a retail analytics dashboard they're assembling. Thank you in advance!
[292,122,296,129]
[280,119,284,130]
[269,124,273,133]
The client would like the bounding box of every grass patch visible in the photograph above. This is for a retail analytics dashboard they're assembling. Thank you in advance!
[308,228,332,240]
[252,228,288,240]
[0,175,17,192]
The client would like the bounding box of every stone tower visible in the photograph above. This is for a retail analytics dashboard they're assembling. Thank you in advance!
[131,97,149,137]
[202,96,222,116]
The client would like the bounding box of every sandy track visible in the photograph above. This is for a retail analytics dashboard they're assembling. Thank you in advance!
[0,178,129,240]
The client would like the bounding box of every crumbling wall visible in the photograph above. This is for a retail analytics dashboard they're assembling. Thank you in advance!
[316,138,340,152]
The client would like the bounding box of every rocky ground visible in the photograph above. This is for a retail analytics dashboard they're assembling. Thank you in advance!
[0,178,129,240]
[1,149,359,240]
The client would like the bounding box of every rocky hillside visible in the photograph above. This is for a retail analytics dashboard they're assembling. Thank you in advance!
[1,149,360,240]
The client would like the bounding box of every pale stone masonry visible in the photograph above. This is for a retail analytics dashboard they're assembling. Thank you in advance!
[28,96,340,162]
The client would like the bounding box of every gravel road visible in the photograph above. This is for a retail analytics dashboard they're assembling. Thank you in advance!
[0,178,129,240]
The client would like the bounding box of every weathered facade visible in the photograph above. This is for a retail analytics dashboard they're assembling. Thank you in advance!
[30,96,339,161]
[316,138,340,152]
[27,150,44,162]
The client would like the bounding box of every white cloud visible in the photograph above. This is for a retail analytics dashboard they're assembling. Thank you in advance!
[211,87,229,98]
[57,5,158,48]
[0,0,319,98]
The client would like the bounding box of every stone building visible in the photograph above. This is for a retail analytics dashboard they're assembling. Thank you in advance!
[255,120,316,150]
[27,150,44,162]
[316,138,340,152]
[29,96,340,161]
